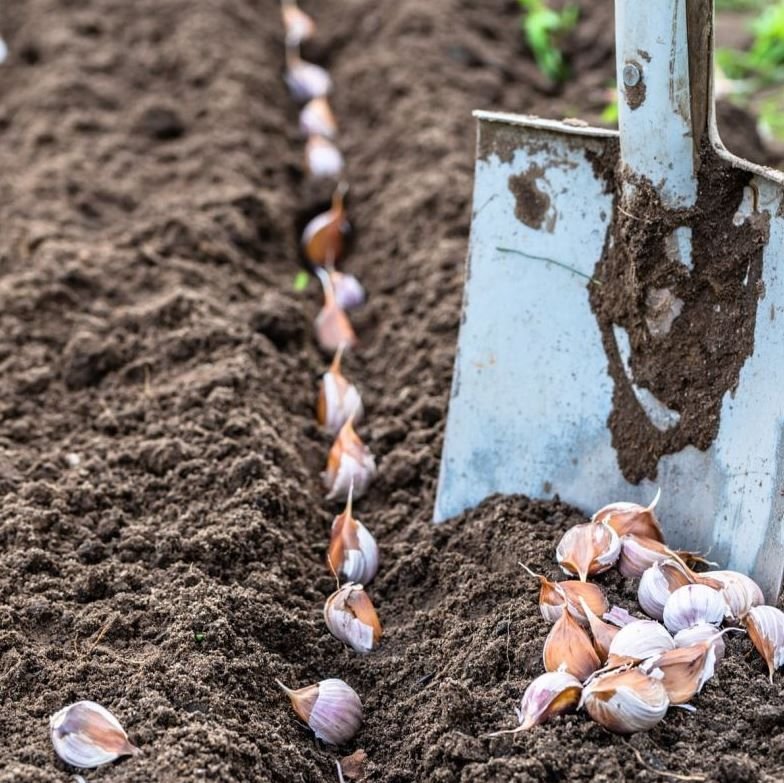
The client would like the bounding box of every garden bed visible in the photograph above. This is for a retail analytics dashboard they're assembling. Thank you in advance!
[0,1,781,781]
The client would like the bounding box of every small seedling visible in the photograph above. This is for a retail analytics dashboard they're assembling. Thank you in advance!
[717,1,784,85]
[293,270,311,291]
[518,0,579,83]
[194,631,205,643]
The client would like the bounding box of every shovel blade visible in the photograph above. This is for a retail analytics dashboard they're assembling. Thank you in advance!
[436,112,784,601]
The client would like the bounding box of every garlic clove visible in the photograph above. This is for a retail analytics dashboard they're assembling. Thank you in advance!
[327,487,379,584]
[580,669,669,733]
[606,619,675,668]
[50,701,141,769]
[662,584,728,634]
[674,623,726,663]
[300,97,338,139]
[329,270,366,312]
[323,419,376,502]
[702,570,764,620]
[578,597,619,662]
[592,489,664,542]
[555,521,621,581]
[324,582,382,654]
[302,183,350,267]
[743,605,784,682]
[603,605,638,628]
[641,641,719,704]
[285,54,332,103]
[317,347,364,435]
[543,607,601,681]
[487,671,582,735]
[520,564,608,625]
[637,559,694,621]
[281,1,316,46]
[314,268,357,354]
[618,534,678,579]
[277,678,363,745]
[305,135,345,179]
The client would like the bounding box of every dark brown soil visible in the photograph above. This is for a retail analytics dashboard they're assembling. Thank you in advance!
[0,2,782,783]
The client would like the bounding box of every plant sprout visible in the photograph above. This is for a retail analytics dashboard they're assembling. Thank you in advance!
[518,0,579,83]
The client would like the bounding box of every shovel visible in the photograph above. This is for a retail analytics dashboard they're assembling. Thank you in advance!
[435,0,784,600]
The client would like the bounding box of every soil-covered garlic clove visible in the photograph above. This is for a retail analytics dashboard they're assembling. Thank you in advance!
[520,564,608,625]
[305,135,344,179]
[543,607,601,681]
[488,671,582,735]
[285,55,332,102]
[592,489,664,542]
[674,623,727,663]
[323,419,376,502]
[744,605,784,682]
[638,559,694,621]
[329,270,365,312]
[324,582,382,653]
[281,1,316,46]
[302,184,350,267]
[277,678,363,745]
[317,348,363,435]
[328,488,379,585]
[555,521,621,582]
[641,641,719,704]
[662,584,727,634]
[49,701,141,769]
[299,97,337,139]
[580,669,669,734]
[606,619,675,668]
[578,597,618,662]
[703,570,764,620]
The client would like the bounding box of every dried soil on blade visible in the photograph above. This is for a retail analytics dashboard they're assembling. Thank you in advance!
[0,1,781,783]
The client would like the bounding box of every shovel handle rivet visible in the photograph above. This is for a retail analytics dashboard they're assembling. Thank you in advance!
[622,62,641,87]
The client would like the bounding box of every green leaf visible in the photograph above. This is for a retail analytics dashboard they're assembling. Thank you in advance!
[293,270,311,291]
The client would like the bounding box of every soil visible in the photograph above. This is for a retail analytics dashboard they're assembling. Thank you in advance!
[0,2,782,783]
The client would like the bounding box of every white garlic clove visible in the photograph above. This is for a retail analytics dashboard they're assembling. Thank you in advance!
[277,678,363,745]
[314,269,357,354]
[606,619,675,668]
[662,584,727,634]
[592,489,664,542]
[330,270,366,312]
[305,135,345,179]
[703,570,764,620]
[282,1,316,46]
[488,671,582,735]
[674,623,726,664]
[327,488,379,585]
[324,582,382,654]
[744,605,784,682]
[323,419,376,502]
[299,97,338,139]
[543,608,601,681]
[580,668,669,734]
[578,597,618,662]
[317,347,363,435]
[50,701,141,769]
[285,56,332,103]
[520,564,608,625]
[641,641,719,704]
[637,559,694,621]
[555,521,621,581]
[618,534,678,579]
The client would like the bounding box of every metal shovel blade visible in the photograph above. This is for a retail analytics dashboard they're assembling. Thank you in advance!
[435,0,784,600]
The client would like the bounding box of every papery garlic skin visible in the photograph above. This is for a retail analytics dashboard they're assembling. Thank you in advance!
[618,534,675,579]
[603,605,638,628]
[515,671,583,730]
[638,559,693,621]
[50,701,140,769]
[662,584,727,634]
[592,490,663,542]
[278,678,363,745]
[642,642,718,704]
[555,521,621,581]
[521,564,608,626]
[674,623,726,663]
[543,608,601,681]
[580,669,669,734]
[606,619,675,667]
[323,420,376,502]
[324,582,382,654]
[328,492,379,585]
[302,187,350,267]
[318,350,363,435]
[285,58,332,103]
[703,570,764,620]
[300,97,337,139]
[306,135,344,179]
[578,597,618,662]
[744,605,784,682]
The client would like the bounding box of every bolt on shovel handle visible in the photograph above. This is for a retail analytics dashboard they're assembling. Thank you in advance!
[615,0,714,210]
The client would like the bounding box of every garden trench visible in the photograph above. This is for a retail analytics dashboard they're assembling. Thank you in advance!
[0,0,782,782]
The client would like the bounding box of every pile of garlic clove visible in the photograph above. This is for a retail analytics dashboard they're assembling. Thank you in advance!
[494,492,784,736]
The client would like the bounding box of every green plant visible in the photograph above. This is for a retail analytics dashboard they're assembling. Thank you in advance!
[518,0,579,83]
[717,1,784,84]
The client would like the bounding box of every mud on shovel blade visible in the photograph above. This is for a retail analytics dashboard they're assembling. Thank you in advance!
[435,0,784,601]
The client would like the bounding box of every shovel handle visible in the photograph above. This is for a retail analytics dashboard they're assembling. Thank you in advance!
[615,0,714,210]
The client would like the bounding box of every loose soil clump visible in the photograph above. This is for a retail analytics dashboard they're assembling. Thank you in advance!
[0,1,782,782]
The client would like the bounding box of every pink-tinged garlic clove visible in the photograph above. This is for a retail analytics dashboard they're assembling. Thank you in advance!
[555,521,621,581]
[592,489,664,542]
